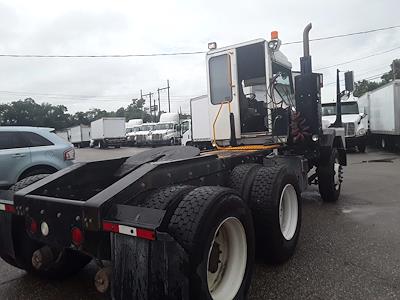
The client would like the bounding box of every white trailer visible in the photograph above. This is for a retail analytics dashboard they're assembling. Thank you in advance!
[90,117,126,148]
[69,125,91,148]
[358,80,400,149]
[183,95,212,149]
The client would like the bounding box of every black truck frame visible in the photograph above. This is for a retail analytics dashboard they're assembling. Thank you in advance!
[0,23,348,300]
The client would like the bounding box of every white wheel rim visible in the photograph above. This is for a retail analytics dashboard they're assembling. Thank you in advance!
[334,157,343,191]
[381,138,386,149]
[207,217,247,300]
[279,184,298,241]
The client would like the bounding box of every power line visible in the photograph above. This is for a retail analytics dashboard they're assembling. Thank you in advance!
[282,24,400,45]
[325,71,387,86]
[0,25,398,58]
[315,45,400,71]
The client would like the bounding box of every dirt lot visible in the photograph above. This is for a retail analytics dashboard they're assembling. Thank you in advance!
[1,147,400,299]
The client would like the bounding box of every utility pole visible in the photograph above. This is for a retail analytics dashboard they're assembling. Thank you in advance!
[141,91,154,121]
[158,80,171,114]
[157,88,161,121]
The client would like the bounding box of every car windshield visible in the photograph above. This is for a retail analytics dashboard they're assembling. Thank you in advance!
[155,123,174,130]
[322,102,359,116]
[140,124,155,131]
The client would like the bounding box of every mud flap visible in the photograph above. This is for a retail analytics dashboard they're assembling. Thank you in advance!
[0,212,16,262]
[111,233,189,300]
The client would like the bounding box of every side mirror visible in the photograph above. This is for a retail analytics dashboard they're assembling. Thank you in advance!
[345,71,354,92]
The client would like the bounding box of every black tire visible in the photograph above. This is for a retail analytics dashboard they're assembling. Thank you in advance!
[229,163,262,203]
[19,168,56,181]
[170,138,175,146]
[10,174,50,191]
[168,186,255,300]
[2,175,91,278]
[317,148,343,202]
[115,145,121,148]
[358,141,366,153]
[138,185,196,229]
[250,166,302,264]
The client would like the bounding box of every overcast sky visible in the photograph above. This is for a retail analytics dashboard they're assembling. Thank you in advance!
[0,0,398,114]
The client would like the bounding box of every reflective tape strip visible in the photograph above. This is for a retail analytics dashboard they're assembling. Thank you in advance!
[102,221,155,240]
[119,224,137,237]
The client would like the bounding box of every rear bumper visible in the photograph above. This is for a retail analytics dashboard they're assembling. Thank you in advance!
[345,135,366,148]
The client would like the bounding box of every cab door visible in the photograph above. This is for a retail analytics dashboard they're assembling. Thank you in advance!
[207,49,240,143]
[0,131,31,186]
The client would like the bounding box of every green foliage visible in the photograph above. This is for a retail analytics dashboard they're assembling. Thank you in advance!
[353,59,400,97]
[0,98,152,130]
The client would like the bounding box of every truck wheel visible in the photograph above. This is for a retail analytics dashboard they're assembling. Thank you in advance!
[317,148,343,202]
[170,138,175,146]
[229,163,262,203]
[380,137,386,149]
[250,166,301,264]
[139,185,196,229]
[358,140,366,153]
[169,186,255,300]
[1,175,91,278]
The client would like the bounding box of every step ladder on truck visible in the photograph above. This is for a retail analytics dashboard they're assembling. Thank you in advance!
[0,23,348,300]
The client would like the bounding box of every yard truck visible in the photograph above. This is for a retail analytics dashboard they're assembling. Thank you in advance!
[0,24,347,300]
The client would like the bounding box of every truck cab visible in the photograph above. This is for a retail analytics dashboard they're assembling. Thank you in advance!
[135,123,156,146]
[150,113,181,145]
[322,100,368,152]
[206,38,294,146]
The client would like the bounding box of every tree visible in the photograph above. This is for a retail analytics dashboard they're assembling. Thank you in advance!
[353,59,400,97]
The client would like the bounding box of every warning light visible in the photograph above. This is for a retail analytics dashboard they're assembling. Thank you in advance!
[271,31,279,40]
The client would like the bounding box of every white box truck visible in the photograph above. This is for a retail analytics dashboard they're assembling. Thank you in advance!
[181,95,212,149]
[55,129,70,142]
[69,125,91,148]
[90,117,126,149]
[358,80,400,149]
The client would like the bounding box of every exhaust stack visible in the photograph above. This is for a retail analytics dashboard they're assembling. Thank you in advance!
[300,23,313,74]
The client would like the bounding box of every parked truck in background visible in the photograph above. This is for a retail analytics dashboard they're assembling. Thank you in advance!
[90,117,126,149]
[322,99,368,152]
[0,24,348,300]
[126,119,143,146]
[358,80,400,150]
[181,95,213,149]
[55,129,70,142]
[150,112,181,145]
[69,125,91,148]
[135,123,156,146]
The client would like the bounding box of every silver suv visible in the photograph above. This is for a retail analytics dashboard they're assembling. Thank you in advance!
[0,127,75,188]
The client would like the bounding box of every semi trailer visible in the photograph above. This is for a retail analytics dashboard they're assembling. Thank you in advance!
[0,24,347,300]
[358,80,400,150]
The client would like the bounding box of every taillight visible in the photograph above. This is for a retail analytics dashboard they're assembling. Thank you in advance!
[71,227,84,246]
[0,203,16,213]
[27,218,38,234]
[64,148,75,161]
